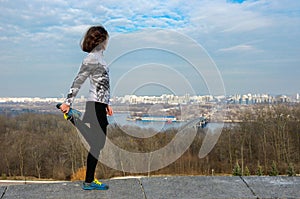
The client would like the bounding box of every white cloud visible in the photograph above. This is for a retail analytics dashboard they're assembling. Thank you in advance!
[187,1,273,35]
[221,18,272,33]
[218,44,257,52]
[0,0,299,96]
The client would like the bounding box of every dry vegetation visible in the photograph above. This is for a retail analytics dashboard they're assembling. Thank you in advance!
[0,104,299,180]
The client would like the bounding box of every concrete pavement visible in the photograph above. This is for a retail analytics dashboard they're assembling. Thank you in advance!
[1,176,299,199]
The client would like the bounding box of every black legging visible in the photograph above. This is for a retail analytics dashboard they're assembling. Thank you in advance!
[81,101,108,183]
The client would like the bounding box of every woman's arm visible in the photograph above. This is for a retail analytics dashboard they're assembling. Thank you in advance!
[64,64,91,106]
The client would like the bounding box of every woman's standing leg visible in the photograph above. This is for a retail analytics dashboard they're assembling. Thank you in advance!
[84,102,108,183]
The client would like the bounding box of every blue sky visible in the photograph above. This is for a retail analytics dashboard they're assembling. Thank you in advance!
[0,0,299,97]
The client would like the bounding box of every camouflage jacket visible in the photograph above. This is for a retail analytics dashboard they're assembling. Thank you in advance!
[65,50,110,106]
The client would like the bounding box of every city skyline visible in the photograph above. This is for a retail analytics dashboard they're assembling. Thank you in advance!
[0,0,300,97]
[0,92,299,104]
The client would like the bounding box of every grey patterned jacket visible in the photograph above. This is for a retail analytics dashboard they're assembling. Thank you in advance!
[64,50,110,106]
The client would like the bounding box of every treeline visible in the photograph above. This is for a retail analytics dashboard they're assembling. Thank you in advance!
[0,114,85,180]
[0,104,299,180]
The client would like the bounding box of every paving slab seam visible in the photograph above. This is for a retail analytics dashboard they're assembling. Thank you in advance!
[240,176,258,199]
[0,186,7,199]
[138,178,147,199]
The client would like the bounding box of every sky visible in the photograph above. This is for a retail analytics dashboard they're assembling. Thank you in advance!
[0,0,300,97]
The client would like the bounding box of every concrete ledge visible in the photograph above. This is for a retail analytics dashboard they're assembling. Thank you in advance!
[141,176,255,199]
[243,176,300,199]
[1,176,299,199]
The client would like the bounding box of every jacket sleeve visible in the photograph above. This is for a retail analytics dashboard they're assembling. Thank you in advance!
[64,63,90,106]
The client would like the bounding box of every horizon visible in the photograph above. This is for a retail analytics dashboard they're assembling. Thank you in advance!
[0,92,298,99]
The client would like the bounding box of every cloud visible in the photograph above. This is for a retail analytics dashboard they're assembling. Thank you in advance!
[186,1,274,35]
[0,0,299,96]
[218,44,258,52]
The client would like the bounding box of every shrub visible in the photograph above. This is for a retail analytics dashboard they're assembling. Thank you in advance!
[244,166,250,176]
[1,173,7,180]
[287,163,296,176]
[71,166,86,181]
[269,161,279,176]
[256,165,264,176]
[232,162,242,176]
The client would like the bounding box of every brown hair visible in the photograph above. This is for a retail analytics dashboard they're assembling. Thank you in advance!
[81,26,109,53]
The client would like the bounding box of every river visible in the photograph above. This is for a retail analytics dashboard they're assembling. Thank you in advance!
[107,113,233,132]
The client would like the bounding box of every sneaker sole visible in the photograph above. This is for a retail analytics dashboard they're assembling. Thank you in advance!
[82,186,109,190]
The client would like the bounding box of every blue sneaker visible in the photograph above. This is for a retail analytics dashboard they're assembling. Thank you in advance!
[82,179,109,190]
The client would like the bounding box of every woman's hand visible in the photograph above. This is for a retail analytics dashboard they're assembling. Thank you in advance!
[106,105,113,116]
[60,103,70,114]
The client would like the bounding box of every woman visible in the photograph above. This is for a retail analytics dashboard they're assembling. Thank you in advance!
[60,25,113,190]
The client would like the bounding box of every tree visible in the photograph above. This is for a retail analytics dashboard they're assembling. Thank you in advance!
[269,161,279,176]
[286,163,296,176]
[256,163,264,176]
[244,166,250,176]
[232,161,242,176]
